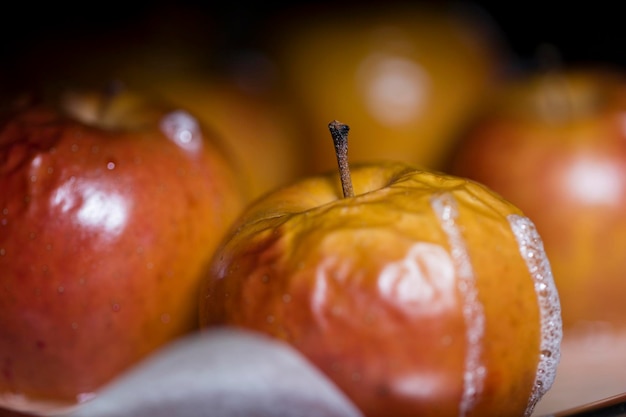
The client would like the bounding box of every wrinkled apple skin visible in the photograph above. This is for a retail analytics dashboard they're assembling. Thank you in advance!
[199,162,562,417]
[0,91,245,406]
[448,67,626,331]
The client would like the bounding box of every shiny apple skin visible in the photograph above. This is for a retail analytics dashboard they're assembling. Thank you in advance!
[448,67,626,332]
[199,162,562,417]
[0,92,245,405]
[262,2,508,174]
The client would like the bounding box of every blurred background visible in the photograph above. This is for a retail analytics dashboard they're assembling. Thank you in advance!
[2,1,626,66]
[2,0,626,84]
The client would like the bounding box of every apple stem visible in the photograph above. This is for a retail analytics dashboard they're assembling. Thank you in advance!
[328,120,354,198]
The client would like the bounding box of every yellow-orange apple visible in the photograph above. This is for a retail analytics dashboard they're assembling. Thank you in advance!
[199,121,562,417]
[259,1,510,174]
[0,87,245,412]
[447,65,626,332]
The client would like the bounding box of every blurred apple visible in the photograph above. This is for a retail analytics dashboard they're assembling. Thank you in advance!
[0,87,245,412]
[199,121,562,417]
[259,1,510,174]
[127,65,308,201]
[447,65,626,332]
[7,6,307,203]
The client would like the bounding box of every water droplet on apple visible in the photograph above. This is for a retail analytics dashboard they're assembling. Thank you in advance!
[536,282,549,297]
[106,161,116,170]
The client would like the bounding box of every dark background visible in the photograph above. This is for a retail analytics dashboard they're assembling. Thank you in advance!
[2,1,625,86]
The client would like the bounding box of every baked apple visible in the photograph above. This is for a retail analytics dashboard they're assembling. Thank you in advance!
[0,87,245,412]
[199,121,562,417]
[260,1,509,174]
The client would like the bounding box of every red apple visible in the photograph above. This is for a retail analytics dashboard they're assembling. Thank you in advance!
[259,1,509,174]
[0,87,245,412]
[6,8,307,204]
[446,65,626,415]
[447,65,626,332]
[199,121,562,417]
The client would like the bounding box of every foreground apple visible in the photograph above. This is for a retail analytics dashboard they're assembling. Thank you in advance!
[447,65,626,332]
[199,121,562,417]
[260,1,509,174]
[0,87,245,410]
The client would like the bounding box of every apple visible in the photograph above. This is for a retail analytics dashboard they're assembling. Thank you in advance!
[199,121,562,417]
[130,69,308,202]
[447,65,626,332]
[446,65,626,416]
[0,86,245,411]
[258,1,510,174]
[7,9,308,203]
